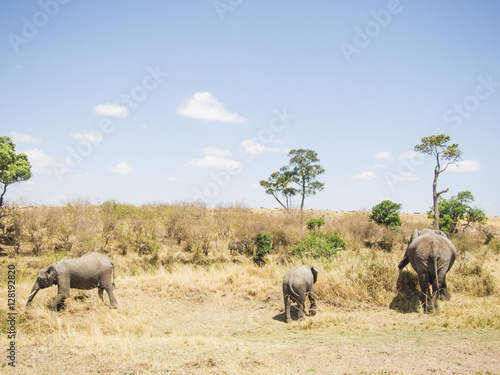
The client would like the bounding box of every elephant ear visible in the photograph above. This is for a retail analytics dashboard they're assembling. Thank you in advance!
[409,229,420,244]
[311,266,318,284]
[46,264,58,286]
[433,229,448,238]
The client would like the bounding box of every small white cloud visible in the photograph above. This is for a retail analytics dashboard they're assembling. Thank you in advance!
[374,152,392,160]
[240,139,281,157]
[109,162,133,174]
[72,131,103,144]
[22,148,56,174]
[177,92,246,123]
[188,147,242,170]
[447,160,480,173]
[138,123,147,129]
[351,171,377,181]
[10,131,41,144]
[399,151,423,160]
[202,147,231,158]
[93,103,129,118]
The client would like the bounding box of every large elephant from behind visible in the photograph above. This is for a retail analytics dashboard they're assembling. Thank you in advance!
[398,229,457,313]
[26,252,117,311]
[283,265,318,323]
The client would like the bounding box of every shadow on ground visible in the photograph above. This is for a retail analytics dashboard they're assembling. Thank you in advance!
[389,270,421,313]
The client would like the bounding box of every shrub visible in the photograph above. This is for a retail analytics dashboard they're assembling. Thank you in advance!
[452,260,498,297]
[369,200,402,229]
[253,233,272,265]
[293,231,346,259]
[306,217,325,231]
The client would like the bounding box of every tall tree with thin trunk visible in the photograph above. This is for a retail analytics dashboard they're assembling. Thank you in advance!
[414,134,462,230]
[260,149,325,214]
[288,149,325,214]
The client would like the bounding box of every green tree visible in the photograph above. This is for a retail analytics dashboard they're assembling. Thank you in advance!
[369,200,402,229]
[260,149,325,213]
[259,167,298,210]
[288,149,325,213]
[428,191,486,236]
[253,233,272,265]
[414,134,462,230]
[0,136,32,209]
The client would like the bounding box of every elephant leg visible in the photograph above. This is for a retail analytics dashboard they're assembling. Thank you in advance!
[438,271,451,301]
[308,291,317,316]
[284,294,292,323]
[98,287,104,302]
[417,272,432,313]
[296,295,306,320]
[106,287,118,309]
[51,291,69,312]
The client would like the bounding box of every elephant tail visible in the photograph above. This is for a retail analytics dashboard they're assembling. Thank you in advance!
[431,242,440,293]
[111,260,116,289]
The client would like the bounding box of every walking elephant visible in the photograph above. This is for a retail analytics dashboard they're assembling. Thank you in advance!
[398,229,457,313]
[283,265,318,323]
[26,252,117,311]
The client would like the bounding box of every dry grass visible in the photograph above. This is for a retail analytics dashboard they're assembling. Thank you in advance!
[1,205,500,374]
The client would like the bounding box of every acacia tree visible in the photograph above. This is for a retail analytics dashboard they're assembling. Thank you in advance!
[289,149,325,212]
[0,136,32,212]
[260,149,325,213]
[414,134,462,230]
[259,166,298,210]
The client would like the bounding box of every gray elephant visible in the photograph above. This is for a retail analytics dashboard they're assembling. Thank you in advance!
[26,252,117,311]
[398,229,457,313]
[283,265,318,323]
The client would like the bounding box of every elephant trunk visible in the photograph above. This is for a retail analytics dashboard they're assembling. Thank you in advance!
[25,282,40,308]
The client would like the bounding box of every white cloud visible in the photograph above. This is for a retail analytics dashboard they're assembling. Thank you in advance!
[72,131,103,144]
[240,139,281,157]
[188,147,242,170]
[399,151,423,160]
[109,162,134,174]
[374,151,392,160]
[351,171,377,181]
[93,103,129,118]
[446,160,480,173]
[22,148,56,174]
[10,131,41,144]
[177,92,246,123]
[202,147,231,158]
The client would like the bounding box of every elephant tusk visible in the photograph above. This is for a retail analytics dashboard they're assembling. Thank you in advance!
[27,290,38,299]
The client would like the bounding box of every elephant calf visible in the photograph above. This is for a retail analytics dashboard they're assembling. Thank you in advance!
[398,229,457,313]
[283,265,318,323]
[26,252,117,311]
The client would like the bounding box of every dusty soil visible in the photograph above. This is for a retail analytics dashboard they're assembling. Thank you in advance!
[5,282,500,375]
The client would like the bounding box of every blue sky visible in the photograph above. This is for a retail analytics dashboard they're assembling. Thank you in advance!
[1,0,499,215]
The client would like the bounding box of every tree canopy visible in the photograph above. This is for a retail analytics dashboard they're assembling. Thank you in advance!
[428,191,486,236]
[260,148,325,212]
[369,200,402,229]
[0,136,32,208]
[414,134,462,230]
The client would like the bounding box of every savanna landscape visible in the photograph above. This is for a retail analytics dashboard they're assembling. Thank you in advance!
[1,203,500,374]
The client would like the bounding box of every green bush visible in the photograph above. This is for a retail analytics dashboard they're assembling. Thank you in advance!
[306,217,325,231]
[369,200,402,229]
[253,233,272,265]
[293,231,346,259]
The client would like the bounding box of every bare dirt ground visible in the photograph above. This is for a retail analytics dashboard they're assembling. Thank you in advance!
[5,273,500,375]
